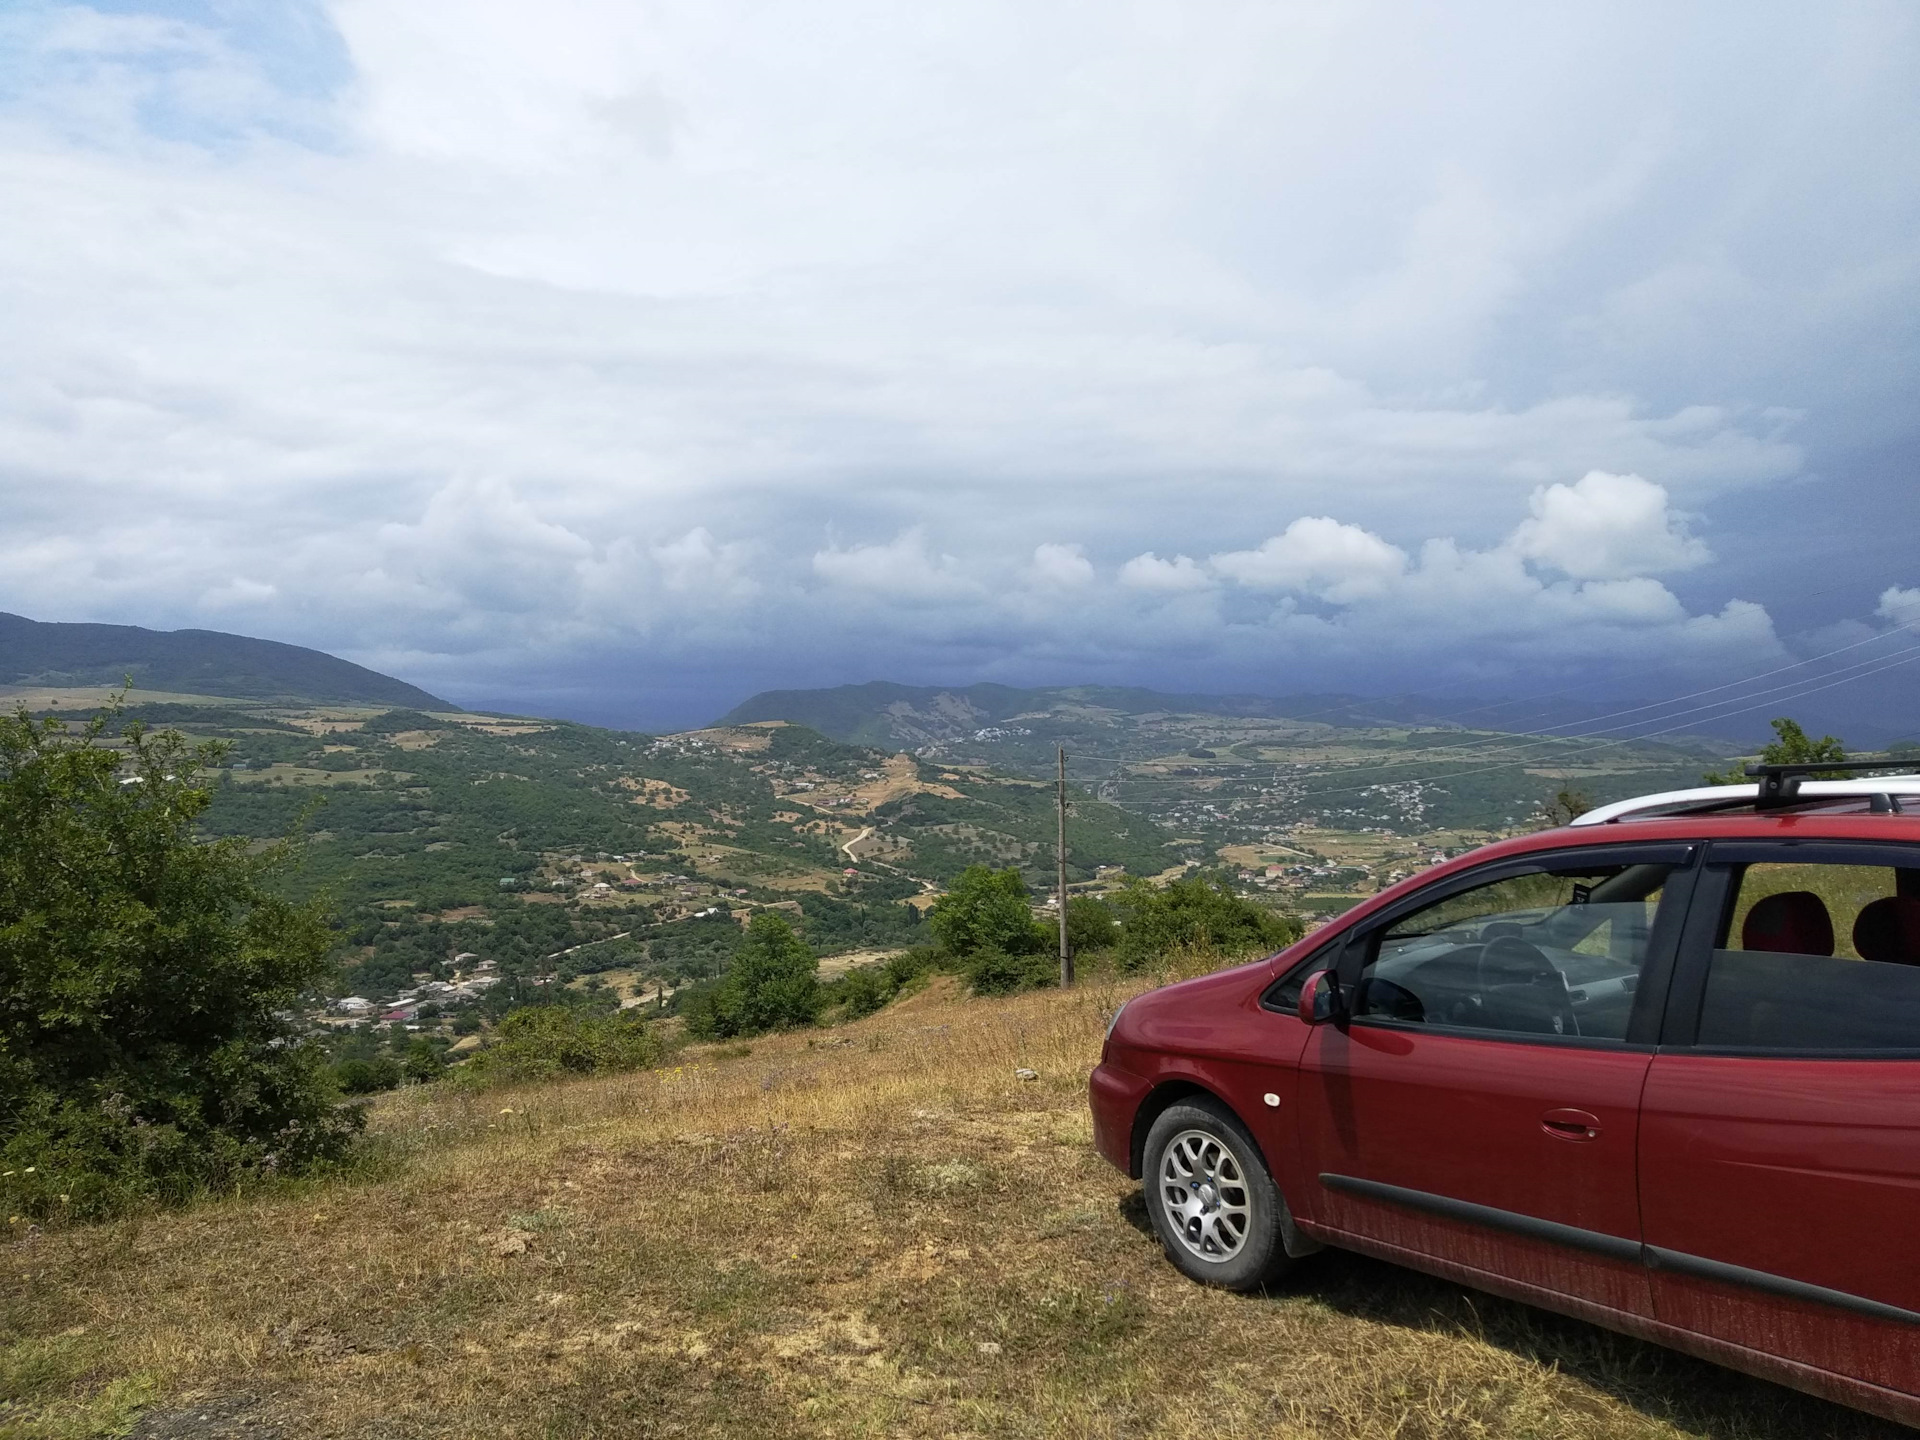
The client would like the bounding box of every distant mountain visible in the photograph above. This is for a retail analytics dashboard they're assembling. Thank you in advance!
[716,680,1695,746]
[717,679,1904,750]
[0,613,451,709]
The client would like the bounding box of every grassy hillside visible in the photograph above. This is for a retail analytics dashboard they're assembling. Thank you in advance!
[0,612,449,707]
[0,976,1889,1439]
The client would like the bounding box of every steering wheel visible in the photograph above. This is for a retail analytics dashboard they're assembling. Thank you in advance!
[1476,935,1579,1036]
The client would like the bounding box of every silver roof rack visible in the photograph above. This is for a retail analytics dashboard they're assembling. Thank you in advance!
[1573,774,1920,826]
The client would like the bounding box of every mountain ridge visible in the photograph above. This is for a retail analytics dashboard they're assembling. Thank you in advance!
[0,612,451,709]
[717,679,1733,746]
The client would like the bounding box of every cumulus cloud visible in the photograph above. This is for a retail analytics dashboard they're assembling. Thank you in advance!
[1507,471,1710,580]
[812,529,974,600]
[652,527,757,599]
[1210,517,1408,602]
[1030,542,1093,588]
[1879,586,1920,628]
[1119,553,1212,592]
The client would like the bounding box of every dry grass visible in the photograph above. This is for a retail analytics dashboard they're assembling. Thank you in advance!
[1,976,1904,1439]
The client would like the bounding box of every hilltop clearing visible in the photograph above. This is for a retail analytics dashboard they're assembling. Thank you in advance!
[0,975,1887,1439]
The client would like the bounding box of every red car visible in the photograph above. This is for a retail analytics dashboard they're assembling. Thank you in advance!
[1090,763,1920,1427]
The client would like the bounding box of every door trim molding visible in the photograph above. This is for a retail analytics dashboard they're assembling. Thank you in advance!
[1643,1246,1920,1328]
[1319,1172,1920,1326]
[1318,1173,1642,1264]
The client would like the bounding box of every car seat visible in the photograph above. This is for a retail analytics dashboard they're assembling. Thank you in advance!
[1741,891,1834,956]
[1853,896,1920,965]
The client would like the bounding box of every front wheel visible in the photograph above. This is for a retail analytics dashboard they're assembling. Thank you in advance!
[1142,1098,1297,1291]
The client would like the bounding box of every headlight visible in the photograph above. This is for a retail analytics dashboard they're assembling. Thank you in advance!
[1103,999,1128,1052]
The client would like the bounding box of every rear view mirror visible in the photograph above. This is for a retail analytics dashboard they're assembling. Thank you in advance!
[1298,969,1343,1025]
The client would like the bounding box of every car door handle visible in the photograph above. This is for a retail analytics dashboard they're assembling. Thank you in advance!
[1541,1108,1602,1141]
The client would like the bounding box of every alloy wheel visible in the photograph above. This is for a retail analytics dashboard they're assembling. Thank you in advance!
[1158,1128,1251,1262]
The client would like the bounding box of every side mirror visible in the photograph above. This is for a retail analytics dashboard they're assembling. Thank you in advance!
[1298,969,1344,1026]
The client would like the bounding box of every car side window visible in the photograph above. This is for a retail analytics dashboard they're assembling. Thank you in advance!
[1352,861,1677,1042]
[1697,860,1920,1052]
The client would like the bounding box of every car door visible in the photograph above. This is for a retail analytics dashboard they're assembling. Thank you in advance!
[1639,840,1920,1400]
[1296,844,1695,1323]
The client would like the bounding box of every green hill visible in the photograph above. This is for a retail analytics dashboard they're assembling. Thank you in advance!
[0,612,450,708]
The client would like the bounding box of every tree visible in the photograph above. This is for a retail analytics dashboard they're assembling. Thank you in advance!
[1705,717,1847,785]
[927,866,1049,959]
[1535,788,1594,828]
[1,704,359,1221]
[1064,895,1120,956]
[683,913,821,1039]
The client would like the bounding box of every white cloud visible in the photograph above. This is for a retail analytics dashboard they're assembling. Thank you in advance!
[811,529,974,600]
[1879,586,1920,628]
[1210,517,1407,601]
[1118,553,1212,592]
[1506,471,1710,580]
[199,576,279,610]
[652,527,757,599]
[1030,542,1093,588]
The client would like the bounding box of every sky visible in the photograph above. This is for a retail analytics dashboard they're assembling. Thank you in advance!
[2,2,1918,733]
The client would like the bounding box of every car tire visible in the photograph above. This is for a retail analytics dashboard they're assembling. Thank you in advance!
[1142,1098,1297,1291]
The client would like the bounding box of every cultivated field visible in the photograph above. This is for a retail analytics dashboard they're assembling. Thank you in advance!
[2,978,1898,1439]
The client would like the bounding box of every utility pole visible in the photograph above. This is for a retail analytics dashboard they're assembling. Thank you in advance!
[1057,745,1072,987]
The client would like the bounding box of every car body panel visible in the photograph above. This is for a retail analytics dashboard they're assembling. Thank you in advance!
[1640,1053,1920,1395]
[1298,1024,1655,1317]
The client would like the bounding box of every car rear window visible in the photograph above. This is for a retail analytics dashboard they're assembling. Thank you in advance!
[1698,860,1920,1052]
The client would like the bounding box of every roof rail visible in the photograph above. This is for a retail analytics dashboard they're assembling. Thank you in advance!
[1746,758,1920,810]
[1572,770,1920,826]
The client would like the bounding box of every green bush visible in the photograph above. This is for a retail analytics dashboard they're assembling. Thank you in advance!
[823,947,934,1019]
[681,914,822,1040]
[927,866,1056,994]
[401,1037,446,1083]
[455,1005,661,1087]
[928,866,1050,960]
[1,704,360,1223]
[1108,877,1301,972]
[966,945,1057,996]
[334,1056,403,1095]
[1064,895,1119,957]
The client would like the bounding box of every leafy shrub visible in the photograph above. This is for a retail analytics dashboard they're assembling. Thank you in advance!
[832,966,888,1018]
[928,866,1051,960]
[401,1037,446,1083]
[334,1056,404,1095]
[454,1005,661,1087]
[1,705,360,1223]
[1108,877,1300,972]
[1064,895,1119,957]
[824,946,934,1019]
[966,945,1057,996]
[681,914,822,1040]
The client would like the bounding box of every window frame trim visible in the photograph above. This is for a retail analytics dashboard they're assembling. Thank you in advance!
[1331,842,1699,1051]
